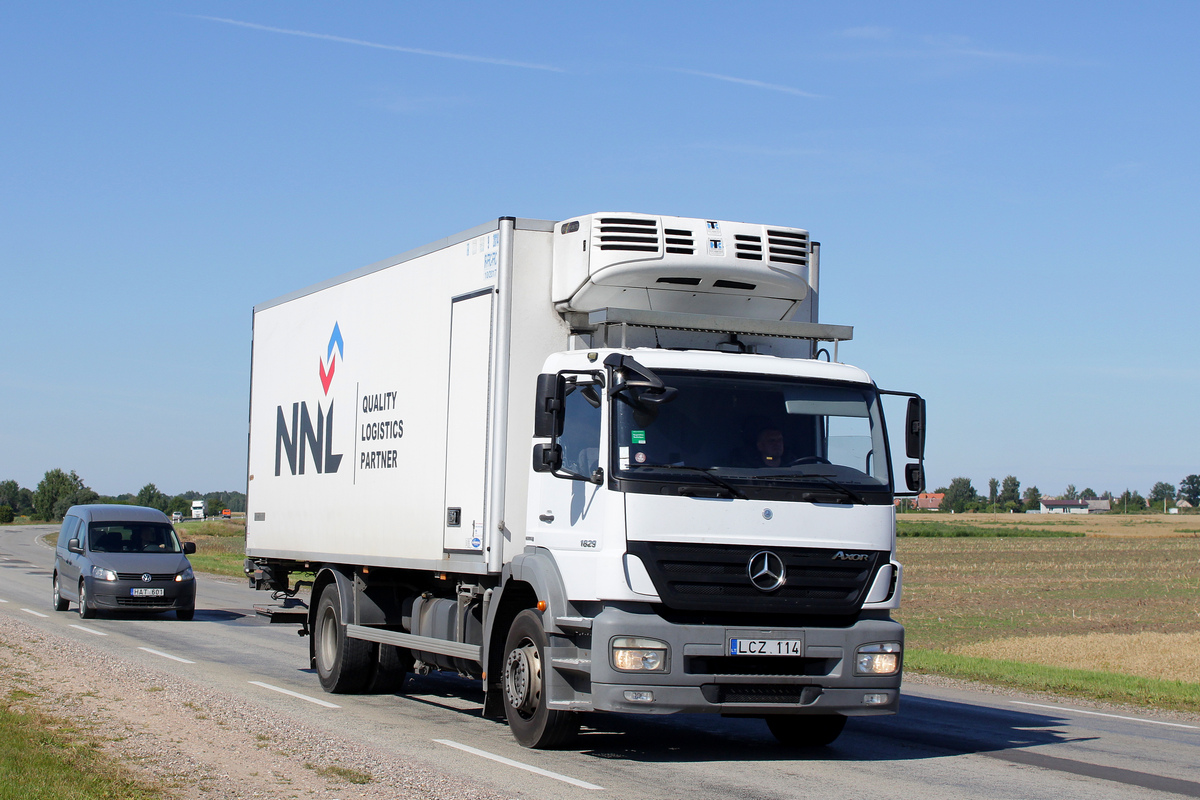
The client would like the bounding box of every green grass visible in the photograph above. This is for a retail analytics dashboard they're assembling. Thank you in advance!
[0,698,158,800]
[897,520,1084,538]
[906,649,1200,713]
[176,519,247,579]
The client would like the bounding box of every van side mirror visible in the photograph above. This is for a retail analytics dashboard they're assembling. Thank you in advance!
[68,538,83,554]
[183,542,197,555]
[533,373,565,438]
[905,397,926,460]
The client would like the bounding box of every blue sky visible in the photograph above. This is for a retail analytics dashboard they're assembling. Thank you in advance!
[2,2,1197,499]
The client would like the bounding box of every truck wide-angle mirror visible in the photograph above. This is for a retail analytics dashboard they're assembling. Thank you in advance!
[533,373,565,438]
[905,462,924,493]
[905,397,926,460]
[532,442,563,473]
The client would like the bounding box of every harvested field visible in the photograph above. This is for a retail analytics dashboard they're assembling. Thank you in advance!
[954,632,1200,683]
[898,511,1200,538]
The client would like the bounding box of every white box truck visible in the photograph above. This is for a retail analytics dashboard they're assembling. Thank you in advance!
[245,213,926,748]
[191,500,205,520]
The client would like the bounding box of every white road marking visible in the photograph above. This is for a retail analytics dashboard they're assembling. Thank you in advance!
[1012,701,1200,730]
[20,608,49,618]
[248,681,341,708]
[138,646,195,664]
[69,624,107,636]
[0,597,9,602]
[435,739,605,791]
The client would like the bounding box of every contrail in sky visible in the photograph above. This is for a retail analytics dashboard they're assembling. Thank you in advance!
[193,16,564,72]
[669,68,820,98]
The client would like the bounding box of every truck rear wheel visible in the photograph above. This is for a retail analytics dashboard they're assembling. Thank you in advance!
[366,644,413,694]
[314,583,375,693]
[501,609,579,749]
[765,714,846,747]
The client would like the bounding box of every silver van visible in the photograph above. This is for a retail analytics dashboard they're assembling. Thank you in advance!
[52,504,197,620]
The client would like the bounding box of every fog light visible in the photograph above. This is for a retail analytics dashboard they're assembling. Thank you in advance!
[855,642,901,675]
[611,637,669,672]
[623,690,654,703]
[863,693,891,705]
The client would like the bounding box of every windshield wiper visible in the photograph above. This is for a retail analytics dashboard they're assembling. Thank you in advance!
[633,464,748,500]
[756,472,867,504]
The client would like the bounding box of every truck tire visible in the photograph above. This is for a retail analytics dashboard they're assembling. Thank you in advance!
[313,583,375,693]
[78,580,95,619]
[366,644,412,694]
[52,574,69,611]
[765,714,846,747]
[501,609,579,748]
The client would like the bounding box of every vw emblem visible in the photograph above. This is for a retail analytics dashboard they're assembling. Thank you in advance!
[747,550,786,592]
[141,573,152,583]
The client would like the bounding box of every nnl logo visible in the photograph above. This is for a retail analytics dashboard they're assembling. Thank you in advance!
[275,323,345,476]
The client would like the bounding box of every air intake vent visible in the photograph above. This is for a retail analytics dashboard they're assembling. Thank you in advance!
[767,229,808,266]
[734,234,763,261]
[664,227,695,255]
[598,217,660,253]
[656,277,701,286]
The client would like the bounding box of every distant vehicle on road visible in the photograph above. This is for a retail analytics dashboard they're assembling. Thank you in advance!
[221,509,231,519]
[191,500,205,519]
[171,511,183,523]
[51,504,197,621]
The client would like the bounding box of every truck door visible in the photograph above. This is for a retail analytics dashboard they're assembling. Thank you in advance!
[442,289,493,552]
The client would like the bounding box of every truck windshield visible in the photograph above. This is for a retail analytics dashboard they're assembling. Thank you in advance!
[612,371,890,499]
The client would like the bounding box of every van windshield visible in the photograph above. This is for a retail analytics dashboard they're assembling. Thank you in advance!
[88,523,183,554]
[612,370,891,499]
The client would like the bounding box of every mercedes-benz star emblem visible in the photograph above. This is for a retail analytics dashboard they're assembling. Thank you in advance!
[141,573,152,583]
[747,550,786,592]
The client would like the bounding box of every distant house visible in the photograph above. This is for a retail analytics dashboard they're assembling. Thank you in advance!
[915,492,944,511]
[1177,499,1194,509]
[1086,498,1112,513]
[1040,498,1090,514]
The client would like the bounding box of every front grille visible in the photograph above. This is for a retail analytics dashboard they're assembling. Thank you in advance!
[117,573,174,582]
[116,596,173,607]
[686,656,836,677]
[626,541,882,614]
[597,217,660,253]
[767,229,808,266]
[701,684,823,705]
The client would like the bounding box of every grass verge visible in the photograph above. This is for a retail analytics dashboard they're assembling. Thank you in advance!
[906,648,1200,714]
[897,520,1083,537]
[0,696,158,800]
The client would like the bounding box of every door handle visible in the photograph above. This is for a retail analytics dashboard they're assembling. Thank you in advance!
[538,512,555,523]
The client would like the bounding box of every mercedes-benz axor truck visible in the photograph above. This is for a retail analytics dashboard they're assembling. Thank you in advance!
[244,213,927,748]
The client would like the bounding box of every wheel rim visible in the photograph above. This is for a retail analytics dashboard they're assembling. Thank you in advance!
[78,582,87,614]
[504,638,542,718]
[53,576,59,605]
[317,606,338,673]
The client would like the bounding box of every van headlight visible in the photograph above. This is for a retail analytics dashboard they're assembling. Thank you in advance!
[855,642,901,675]
[91,566,118,581]
[611,637,669,672]
[175,567,194,582]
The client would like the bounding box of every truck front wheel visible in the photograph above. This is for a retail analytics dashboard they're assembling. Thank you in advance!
[313,583,374,693]
[765,714,846,747]
[501,609,579,748]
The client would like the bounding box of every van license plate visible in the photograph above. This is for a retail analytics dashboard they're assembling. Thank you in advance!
[131,588,164,597]
[728,638,802,656]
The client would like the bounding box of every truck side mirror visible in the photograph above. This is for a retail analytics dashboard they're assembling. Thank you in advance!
[905,397,926,460]
[532,442,562,473]
[68,537,83,554]
[533,373,565,438]
[905,463,924,493]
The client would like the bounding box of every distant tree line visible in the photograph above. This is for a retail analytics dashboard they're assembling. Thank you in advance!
[0,469,246,523]
[926,474,1200,514]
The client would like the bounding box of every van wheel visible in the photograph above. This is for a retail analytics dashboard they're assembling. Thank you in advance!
[77,580,95,619]
[52,574,69,611]
[765,714,846,747]
[501,609,579,748]
[313,583,375,693]
[176,606,195,621]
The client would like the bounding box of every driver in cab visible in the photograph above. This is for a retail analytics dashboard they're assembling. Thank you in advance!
[755,428,786,467]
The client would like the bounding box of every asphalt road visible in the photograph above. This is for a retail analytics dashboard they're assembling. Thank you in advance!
[4,523,1199,799]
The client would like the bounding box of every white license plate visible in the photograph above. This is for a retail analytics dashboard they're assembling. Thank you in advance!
[131,588,165,597]
[728,638,802,656]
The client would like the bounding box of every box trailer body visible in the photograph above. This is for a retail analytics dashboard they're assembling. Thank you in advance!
[246,213,926,748]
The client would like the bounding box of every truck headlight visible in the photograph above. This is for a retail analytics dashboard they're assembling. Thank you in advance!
[611,637,669,672]
[175,567,193,582]
[91,566,118,581]
[855,642,901,675]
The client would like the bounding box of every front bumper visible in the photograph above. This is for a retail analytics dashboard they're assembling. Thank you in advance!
[579,605,903,716]
[86,577,196,611]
